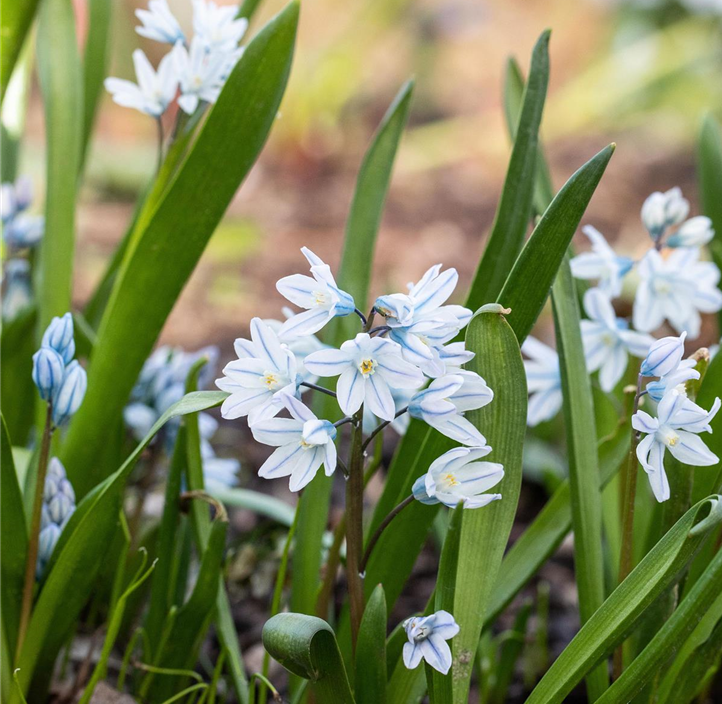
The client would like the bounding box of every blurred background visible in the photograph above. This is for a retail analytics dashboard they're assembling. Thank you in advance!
[11,0,722,351]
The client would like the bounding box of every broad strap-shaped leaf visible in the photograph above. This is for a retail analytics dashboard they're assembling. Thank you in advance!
[355,585,388,704]
[35,0,83,334]
[468,30,549,307]
[61,2,300,498]
[0,0,40,99]
[263,613,355,703]
[1,417,27,659]
[525,495,722,704]
[291,79,415,619]
[596,544,722,703]
[697,112,722,276]
[550,254,608,699]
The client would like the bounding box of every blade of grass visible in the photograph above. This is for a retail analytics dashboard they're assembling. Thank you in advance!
[0,0,40,99]
[355,585,387,704]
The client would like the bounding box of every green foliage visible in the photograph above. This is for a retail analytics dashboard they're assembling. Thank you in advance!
[698,113,722,274]
[355,585,388,704]
[0,0,40,98]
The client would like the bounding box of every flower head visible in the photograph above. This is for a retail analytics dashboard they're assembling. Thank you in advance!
[37,458,75,578]
[402,611,460,674]
[522,337,562,427]
[135,0,185,44]
[173,36,234,114]
[412,446,503,509]
[666,216,715,248]
[192,0,248,53]
[641,188,689,239]
[570,226,633,298]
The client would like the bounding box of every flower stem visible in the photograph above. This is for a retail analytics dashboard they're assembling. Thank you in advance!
[155,117,164,176]
[299,381,337,398]
[361,406,408,452]
[359,494,415,576]
[16,403,54,660]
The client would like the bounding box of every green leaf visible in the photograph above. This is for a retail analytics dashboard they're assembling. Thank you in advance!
[355,585,387,704]
[0,0,40,99]
[550,254,608,699]
[468,30,549,306]
[291,79,414,619]
[1,416,27,658]
[596,542,722,703]
[440,306,527,704]
[525,495,722,704]
[210,487,295,526]
[61,2,300,498]
[489,601,532,704]
[697,112,722,275]
[35,0,83,333]
[263,614,355,704]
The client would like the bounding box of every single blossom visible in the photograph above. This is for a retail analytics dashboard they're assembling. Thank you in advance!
[646,359,700,403]
[641,187,689,239]
[304,333,423,421]
[42,312,75,364]
[52,361,88,426]
[569,226,634,298]
[633,248,722,339]
[105,49,179,117]
[192,0,248,53]
[135,0,185,44]
[633,389,720,502]
[276,247,356,338]
[216,318,298,424]
[402,611,460,674]
[580,288,654,392]
[666,216,715,248]
[250,394,337,491]
[173,36,234,114]
[522,337,562,427]
[32,347,65,402]
[412,446,503,509]
[408,372,492,446]
[641,332,687,378]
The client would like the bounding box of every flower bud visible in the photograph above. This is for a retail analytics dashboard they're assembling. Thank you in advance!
[32,346,65,401]
[666,216,714,248]
[52,361,87,426]
[42,312,75,364]
[412,475,437,505]
[3,214,44,248]
[641,332,686,378]
[641,188,689,238]
[374,294,414,326]
[36,524,61,579]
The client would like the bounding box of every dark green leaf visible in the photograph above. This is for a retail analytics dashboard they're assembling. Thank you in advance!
[355,585,387,704]
[490,602,532,704]
[697,112,722,276]
[0,0,40,98]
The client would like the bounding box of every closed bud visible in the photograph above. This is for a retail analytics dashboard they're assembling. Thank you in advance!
[641,332,686,378]
[52,361,87,426]
[36,524,61,579]
[32,346,65,402]
[41,312,75,364]
[667,216,714,248]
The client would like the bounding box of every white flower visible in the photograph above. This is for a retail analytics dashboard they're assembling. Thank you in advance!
[633,389,720,502]
[522,337,562,427]
[303,333,423,421]
[216,318,298,424]
[667,216,715,248]
[408,372,492,446]
[633,248,722,339]
[173,37,234,114]
[250,394,337,491]
[402,611,460,674]
[374,265,472,377]
[135,0,185,44]
[641,187,689,239]
[192,0,248,53]
[570,226,634,298]
[581,288,654,392]
[646,359,700,403]
[641,332,687,378]
[412,446,503,509]
[264,311,326,385]
[276,247,356,338]
[104,49,179,117]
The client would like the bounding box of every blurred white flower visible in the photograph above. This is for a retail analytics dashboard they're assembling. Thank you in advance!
[192,0,248,53]
[522,337,562,427]
[135,0,185,44]
[570,225,633,298]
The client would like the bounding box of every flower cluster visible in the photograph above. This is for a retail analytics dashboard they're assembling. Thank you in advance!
[32,313,87,427]
[1,176,43,320]
[105,0,247,119]
[37,458,76,579]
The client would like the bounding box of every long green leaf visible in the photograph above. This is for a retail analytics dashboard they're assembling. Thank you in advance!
[525,495,722,704]
[550,254,608,699]
[290,79,414,619]
[263,614,355,703]
[355,585,387,704]
[61,2,300,498]
[35,0,82,334]
[697,112,722,275]
[0,0,40,98]
[210,487,295,526]
[468,30,549,305]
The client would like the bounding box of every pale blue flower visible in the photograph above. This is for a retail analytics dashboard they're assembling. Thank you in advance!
[105,49,179,117]
[570,226,633,298]
[277,248,356,338]
[522,337,562,427]
[3,214,44,248]
[641,187,689,240]
[32,347,65,402]
[641,332,687,378]
[192,0,248,53]
[200,438,240,490]
[633,389,720,502]
[412,446,503,509]
[173,37,234,114]
[135,0,186,44]
[3,259,33,320]
[37,458,75,578]
[264,311,326,385]
[666,216,715,248]
[408,372,492,446]
[1,176,33,222]
[633,248,722,339]
[52,361,87,426]
[646,359,699,403]
[581,288,654,392]
[304,333,424,421]
[250,394,337,491]
[402,611,460,674]
[42,312,75,364]
[216,317,298,424]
